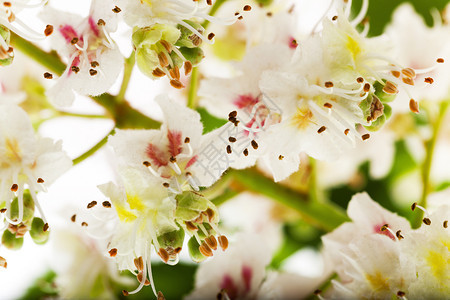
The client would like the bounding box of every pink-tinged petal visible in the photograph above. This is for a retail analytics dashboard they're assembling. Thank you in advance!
[146,144,168,167]
[186,155,197,169]
[167,130,183,157]
[241,265,252,294]
[288,36,298,49]
[88,16,100,37]
[59,25,79,44]
[220,275,238,300]
[373,224,396,240]
[233,94,259,109]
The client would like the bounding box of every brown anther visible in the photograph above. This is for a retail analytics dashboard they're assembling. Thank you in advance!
[332,15,338,21]
[205,235,218,250]
[238,16,243,20]
[226,145,232,154]
[169,66,180,80]
[102,201,111,208]
[243,5,251,11]
[206,0,212,5]
[158,52,169,68]
[159,40,172,53]
[43,72,53,79]
[134,256,144,271]
[396,230,404,240]
[0,256,6,268]
[229,111,237,118]
[112,6,121,13]
[174,247,182,254]
[70,37,78,45]
[363,83,371,92]
[81,222,88,227]
[157,291,165,300]
[228,116,236,123]
[324,81,333,88]
[184,137,190,143]
[317,126,326,134]
[184,61,193,76]
[7,12,14,22]
[383,81,398,94]
[193,213,204,224]
[170,79,184,89]
[205,208,214,222]
[423,218,431,225]
[391,70,401,78]
[185,221,198,231]
[344,129,350,135]
[243,148,249,156]
[314,289,322,295]
[367,95,384,122]
[401,68,416,79]
[324,102,333,108]
[70,214,76,222]
[143,161,151,167]
[90,61,99,68]
[266,12,273,17]
[37,178,45,183]
[97,19,105,26]
[158,248,170,263]
[411,202,417,211]
[278,155,284,160]
[409,99,419,114]
[199,242,214,257]
[163,182,170,188]
[89,69,98,76]
[402,76,414,86]
[43,223,49,232]
[16,224,28,237]
[397,291,406,297]
[10,184,18,192]
[437,58,444,63]
[189,34,202,46]
[424,77,434,84]
[169,156,177,163]
[152,68,165,77]
[109,248,118,257]
[122,290,129,296]
[44,25,53,36]
[443,220,448,228]
[3,2,11,7]
[228,137,236,143]
[362,133,370,141]
[251,140,258,150]
[218,235,228,251]
[208,33,215,40]
[0,208,6,213]
[71,66,80,73]
[87,201,97,209]
[380,224,389,231]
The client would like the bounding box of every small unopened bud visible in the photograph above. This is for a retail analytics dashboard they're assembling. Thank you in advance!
[30,217,50,245]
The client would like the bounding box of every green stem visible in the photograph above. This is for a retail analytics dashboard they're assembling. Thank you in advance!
[57,112,109,119]
[229,168,349,231]
[210,189,239,206]
[73,129,115,165]
[414,100,450,228]
[187,67,199,109]
[117,54,135,102]
[308,157,323,203]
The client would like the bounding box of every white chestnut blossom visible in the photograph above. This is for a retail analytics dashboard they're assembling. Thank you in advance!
[41,0,123,106]
[0,104,71,227]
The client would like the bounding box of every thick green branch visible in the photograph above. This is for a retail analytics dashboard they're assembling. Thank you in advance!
[187,67,199,109]
[117,54,135,102]
[229,168,349,231]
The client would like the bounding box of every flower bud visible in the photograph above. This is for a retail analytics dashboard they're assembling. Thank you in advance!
[179,47,205,66]
[187,236,206,263]
[9,191,35,225]
[0,25,13,66]
[373,81,396,103]
[175,20,204,48]
[29,217,49,245]
[156,227,185,265]
[2,229,24,250]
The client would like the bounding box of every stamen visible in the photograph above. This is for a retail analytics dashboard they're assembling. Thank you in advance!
[317,126,326,134]
[0,256,6,268]
[396,230,404,240]
[243,148,249,156]
[409,99,419,114]
[134,256,144,271]
[143,161,162,177]
[109,248,118,257]
[218,235,228,251]
[102,201,111,208]
[205,235,218,250]
[169,162,182,175]
[444,220,448,228]
[411,202,431,225]
[401,68,416,79]
[186,173,200,191]
[361,133,370,141]
[71,214,76,222]
[424,77,434,84]
[158,248,170,263]
[278,155,284,160]
[251,140,258,150]
[383,81,399,95]
[380,224,398,241]
[199,241,213,257]
[185,221,198,231]
[87,201,97,209]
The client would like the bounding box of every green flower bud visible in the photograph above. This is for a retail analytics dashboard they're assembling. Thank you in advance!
[365,103,392,132]
[373,81,397,103]
[179,47,204,66]
[29,217,49,245]
[175,20,204,48]
[156,227,185,265]
[187,236,206,263]
[0,25,13,66]
[2,230,24,250]
[9,191,35,225]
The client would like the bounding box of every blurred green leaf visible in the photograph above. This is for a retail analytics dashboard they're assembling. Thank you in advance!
[197,107,227,134]
[352,0,449,36]
[21,270,58,299]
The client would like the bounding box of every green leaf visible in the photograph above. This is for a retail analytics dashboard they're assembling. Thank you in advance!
[21,270,59,299]
[196,107,227,134]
